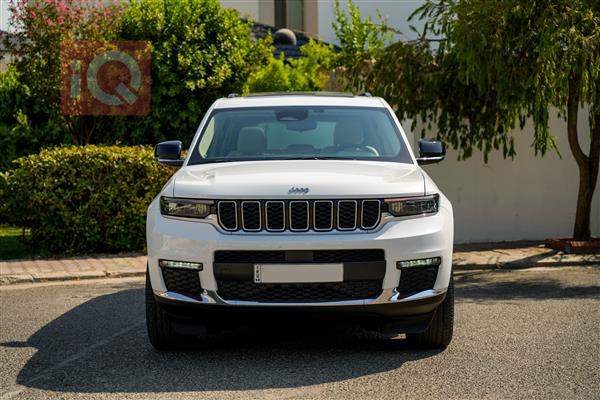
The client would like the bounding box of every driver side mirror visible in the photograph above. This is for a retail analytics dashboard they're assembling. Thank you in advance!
[155,140,184,167]
[416,139,445,165]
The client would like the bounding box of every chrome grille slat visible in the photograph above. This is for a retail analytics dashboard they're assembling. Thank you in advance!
[265,201,285,231]
[217,201,238,231]
[216,200,380,233]
[361,200,381,229]
[241,201,261,231]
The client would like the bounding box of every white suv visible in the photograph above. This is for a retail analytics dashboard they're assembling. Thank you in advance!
[146,93,454,350]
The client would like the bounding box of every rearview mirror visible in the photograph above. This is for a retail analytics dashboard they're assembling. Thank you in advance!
[416,139,445,165]
[155,140,184,167]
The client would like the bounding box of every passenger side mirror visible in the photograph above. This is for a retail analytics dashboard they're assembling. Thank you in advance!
[416,139,445,165]
[155,140,184,167]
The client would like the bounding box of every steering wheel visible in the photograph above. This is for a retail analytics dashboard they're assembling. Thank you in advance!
[335,145,380,156]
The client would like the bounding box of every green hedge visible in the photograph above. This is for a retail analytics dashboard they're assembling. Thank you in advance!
[0,145,173,255]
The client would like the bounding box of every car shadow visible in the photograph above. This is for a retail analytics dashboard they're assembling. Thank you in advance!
[455,270,600,301]
[3,286,441,394]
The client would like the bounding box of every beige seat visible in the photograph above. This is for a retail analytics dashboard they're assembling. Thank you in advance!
[236,127,266,155]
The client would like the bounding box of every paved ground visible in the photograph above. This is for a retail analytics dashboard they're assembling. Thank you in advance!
[0,266,598,399]
[1,244,598,285]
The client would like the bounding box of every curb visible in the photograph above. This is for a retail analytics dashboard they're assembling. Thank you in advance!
[0,270,146,286]
[453,260,600,271]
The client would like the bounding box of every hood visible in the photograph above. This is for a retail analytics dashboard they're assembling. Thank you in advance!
[172,160,425,199]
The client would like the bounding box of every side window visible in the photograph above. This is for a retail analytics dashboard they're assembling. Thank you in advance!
[198,118,215,157]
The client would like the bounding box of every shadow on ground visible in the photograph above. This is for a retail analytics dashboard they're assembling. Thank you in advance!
[3,287,440,394]
[456,269,600,301]
[4,268,599,395]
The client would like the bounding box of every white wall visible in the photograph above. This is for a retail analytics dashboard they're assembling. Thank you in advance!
[316,0,426,44]
[413,110,600,243]
[0,0,9,32]
[219,0,260,20]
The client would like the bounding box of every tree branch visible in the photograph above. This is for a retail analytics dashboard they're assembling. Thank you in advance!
[589,112,600,194]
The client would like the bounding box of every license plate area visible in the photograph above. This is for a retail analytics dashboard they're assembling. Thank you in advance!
[254,263,344,284]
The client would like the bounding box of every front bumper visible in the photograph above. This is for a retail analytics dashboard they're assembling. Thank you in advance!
[146,194,453,315]
[155,289,447,334]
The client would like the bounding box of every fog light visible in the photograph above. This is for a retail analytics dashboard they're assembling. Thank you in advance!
[159,260,203,270]
[396,257,441,269]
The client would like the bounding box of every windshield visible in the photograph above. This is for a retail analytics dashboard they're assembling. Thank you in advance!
[188,106,413,164]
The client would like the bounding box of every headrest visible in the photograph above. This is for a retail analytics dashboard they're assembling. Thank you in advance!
[334,119,365,146]
[237,127,266,155]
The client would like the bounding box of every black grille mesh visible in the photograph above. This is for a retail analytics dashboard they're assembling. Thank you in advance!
[161,268,202,296]
[338,201,357,230]
[242,202,261,230]
[218,202,237,230]
[217,280,382,302]
[290,201,309,231]
[214,249,384,264]
[314,201,333,230]
[266,202,285,231]
[361,200,381,228]
[397,266,439,296]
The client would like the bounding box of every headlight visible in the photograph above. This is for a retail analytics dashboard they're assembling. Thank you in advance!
[385,194,439,217]
[160,196,213,218]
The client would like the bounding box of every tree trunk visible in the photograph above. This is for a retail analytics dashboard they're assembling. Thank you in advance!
[567,75,600,241]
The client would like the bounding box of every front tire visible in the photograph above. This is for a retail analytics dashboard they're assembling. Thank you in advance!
[406,273,454,348]
[145,269,190,351]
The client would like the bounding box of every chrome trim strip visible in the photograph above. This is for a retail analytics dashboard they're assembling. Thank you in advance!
[386,288,447,303]
[265,201,286,232]
[313,200,334,231]
[337,200,358,231]
[217,201,238,231]
[154,287,447,306]
[360,199,381,230]
[289,201,310,231]
[241,201,262,232]
[155,290,204,304]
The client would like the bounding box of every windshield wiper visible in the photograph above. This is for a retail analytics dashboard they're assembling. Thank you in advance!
[197,156,363,164]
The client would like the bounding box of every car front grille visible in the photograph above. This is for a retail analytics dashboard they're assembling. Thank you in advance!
[161,267,202,298]
[216,280,383,303]
[397,266,439,297]
[217,199,381,232]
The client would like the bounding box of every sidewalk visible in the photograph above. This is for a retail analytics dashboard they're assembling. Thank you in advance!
[1,244,598,285]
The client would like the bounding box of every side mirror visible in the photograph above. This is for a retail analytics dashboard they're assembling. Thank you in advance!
[155,140,184,167]
[416,139,445,165]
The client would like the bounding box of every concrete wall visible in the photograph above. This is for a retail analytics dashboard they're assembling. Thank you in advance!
[316,0,425,44]
[220,0,260,20]
[411,110,600,243]
[0,0,9,32]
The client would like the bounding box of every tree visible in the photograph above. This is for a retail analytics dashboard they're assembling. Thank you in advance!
[367,0,599,240]
[244,40,336,93]
[116,0,271,146]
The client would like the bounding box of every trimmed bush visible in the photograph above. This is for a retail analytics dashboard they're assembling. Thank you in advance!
[0,145,173,255]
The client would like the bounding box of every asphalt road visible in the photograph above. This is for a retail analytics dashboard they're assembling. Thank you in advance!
[0,267,599,400]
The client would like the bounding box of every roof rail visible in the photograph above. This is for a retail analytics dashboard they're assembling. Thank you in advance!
[227,93,239,98]
[246,91,354,97]
[359,92,372,97]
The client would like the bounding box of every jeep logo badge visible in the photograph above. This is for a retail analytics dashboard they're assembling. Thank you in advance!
[288,187,310,195]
